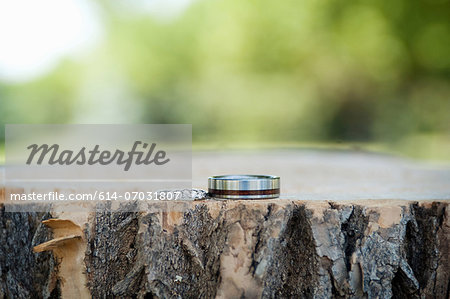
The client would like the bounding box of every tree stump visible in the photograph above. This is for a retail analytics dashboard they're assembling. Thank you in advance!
[1,151,449,298]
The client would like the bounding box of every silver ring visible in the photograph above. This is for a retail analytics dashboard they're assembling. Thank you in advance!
[208,175,280,199]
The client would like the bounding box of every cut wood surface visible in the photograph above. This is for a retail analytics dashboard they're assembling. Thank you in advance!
[1,150,449,298]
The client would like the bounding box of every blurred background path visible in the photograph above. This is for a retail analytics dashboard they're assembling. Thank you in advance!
[192,150,450,200]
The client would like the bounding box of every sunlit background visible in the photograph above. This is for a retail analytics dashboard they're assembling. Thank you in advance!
[0,0,449,161]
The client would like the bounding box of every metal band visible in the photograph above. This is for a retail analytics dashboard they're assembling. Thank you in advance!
[208,175,280,199]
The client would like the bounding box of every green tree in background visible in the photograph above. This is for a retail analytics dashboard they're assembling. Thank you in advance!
[0,0,449,158]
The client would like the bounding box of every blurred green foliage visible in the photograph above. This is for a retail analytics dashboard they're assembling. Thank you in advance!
[0,0,449,159]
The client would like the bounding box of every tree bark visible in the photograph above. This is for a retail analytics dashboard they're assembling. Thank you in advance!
[1,199,449,299]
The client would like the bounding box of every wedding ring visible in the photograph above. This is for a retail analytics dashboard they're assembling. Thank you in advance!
[208,175,280,199]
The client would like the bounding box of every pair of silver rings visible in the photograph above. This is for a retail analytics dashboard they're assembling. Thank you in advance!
[208,175,280,199]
